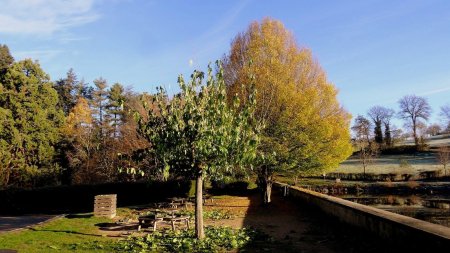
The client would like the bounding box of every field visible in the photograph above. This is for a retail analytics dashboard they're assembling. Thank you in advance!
[332,135,450,177]
[334,154,442,175]
[403,134,450,148]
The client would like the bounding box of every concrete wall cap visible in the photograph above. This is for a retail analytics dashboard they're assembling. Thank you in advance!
[274,182,450,240]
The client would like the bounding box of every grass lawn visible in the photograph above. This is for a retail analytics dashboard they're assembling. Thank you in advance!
[334,154,442,175]
[0,214,117,253]
[275,175,364,187]
[333,135,450,176]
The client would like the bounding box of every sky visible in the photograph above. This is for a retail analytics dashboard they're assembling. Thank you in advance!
[1,0,450,128]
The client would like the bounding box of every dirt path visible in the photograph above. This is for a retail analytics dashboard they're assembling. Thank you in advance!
[0,215,57,233]
[203,191,394,253]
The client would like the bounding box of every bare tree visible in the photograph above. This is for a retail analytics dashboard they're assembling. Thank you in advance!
[398,95,431,146]
[416,122,428,149]
[390,126,403,145]
[352,115,372,143]
[352,115,377,179]
[441,104,450,132]
[437,146,450,176]
[355,141,378,179]
[441,104,450,120]
[426,123,441,136]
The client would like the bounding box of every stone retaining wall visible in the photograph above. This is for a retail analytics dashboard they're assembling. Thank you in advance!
[274,182,450,249]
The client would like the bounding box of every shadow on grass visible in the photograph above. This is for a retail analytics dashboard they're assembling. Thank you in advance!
[95,222,139,232]
[28,227,102,237]
[95,222,118,228]
[65,214,93,219]
[0,250,18,253]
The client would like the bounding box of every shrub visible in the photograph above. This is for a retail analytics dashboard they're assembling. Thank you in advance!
[380,145,419,155]
[178,209,233,220]
[115,226,266,253]
[399,159,411,169]
[205,209,232,220]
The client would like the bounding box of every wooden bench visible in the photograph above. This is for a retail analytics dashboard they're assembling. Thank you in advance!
[165,216,190,231]
[138,216,164,231]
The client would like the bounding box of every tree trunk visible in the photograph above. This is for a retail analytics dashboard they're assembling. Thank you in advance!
[361,147,366,180]
[259,166,273,204]
[195,171,205,239]
[412,119,418,146]
[3,166,11,187]
[264,179,272,204]
[363,164,366,180]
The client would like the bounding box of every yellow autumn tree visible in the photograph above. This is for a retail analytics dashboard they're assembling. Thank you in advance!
[223,18,352,203]
[62,97,98,183]
[63,97,93,137]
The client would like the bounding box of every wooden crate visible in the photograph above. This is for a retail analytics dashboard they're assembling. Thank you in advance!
[94,194,117,218]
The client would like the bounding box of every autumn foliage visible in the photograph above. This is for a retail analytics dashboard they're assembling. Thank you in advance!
[223,18,352,202]
[2,19,353,191]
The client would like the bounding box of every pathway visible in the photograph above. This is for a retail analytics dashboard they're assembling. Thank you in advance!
[0,215,57,233]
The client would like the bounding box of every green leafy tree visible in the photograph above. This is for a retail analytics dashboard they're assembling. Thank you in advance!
[137,62,259,239]
[91,78,112,179]
[53,69,90,116]
[93,78,109,128]
[0,59,64,187]
[0,44,14,79]
[0,107,18,186]
[223,18,352,203]
[107,83,126,137]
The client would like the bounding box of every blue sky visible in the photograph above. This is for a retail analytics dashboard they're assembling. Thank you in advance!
[1,0,449,128]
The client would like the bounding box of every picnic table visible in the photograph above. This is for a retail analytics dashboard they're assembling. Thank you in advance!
[186,195,214,205]
[168,197,194,209]
[165,213,190,230]
[138,209,190,231]
[138,215,164,231]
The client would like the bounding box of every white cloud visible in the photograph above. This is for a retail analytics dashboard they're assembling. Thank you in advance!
[0,0,99,35]
[420,86,450,96]
[14,49,63,62]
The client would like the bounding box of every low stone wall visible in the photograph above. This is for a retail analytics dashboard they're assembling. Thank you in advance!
[274,182,450,249]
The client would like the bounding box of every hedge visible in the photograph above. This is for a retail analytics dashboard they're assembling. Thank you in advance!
[0,180,190,215]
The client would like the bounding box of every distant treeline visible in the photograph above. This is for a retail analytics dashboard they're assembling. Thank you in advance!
[0,44,156,189]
